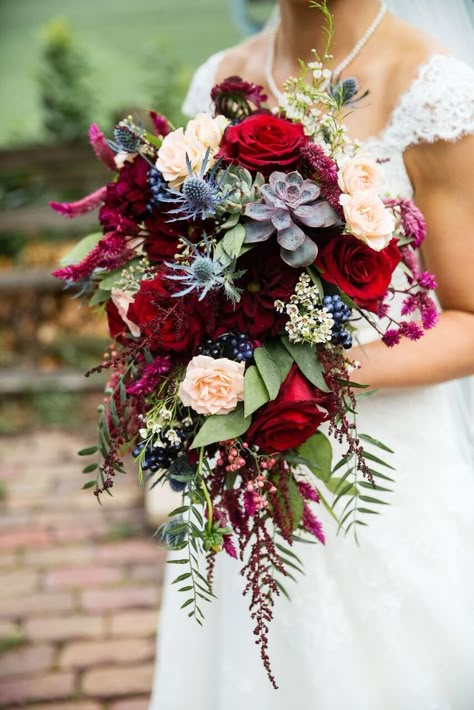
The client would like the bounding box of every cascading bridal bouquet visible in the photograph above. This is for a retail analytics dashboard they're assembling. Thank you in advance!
[51,43,437,687]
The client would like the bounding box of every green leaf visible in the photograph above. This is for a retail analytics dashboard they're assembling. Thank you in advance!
[215,224,246,263]
[271,474,304,531]
[359,433,395,454]
[89,288,109,307]
[59,232,102,266]
[362,451,396,470]
[359,495,389,506]
[171,572,192,584]
[297,431,333,482]
[109,397,120,429]
[281,337,330,392]
[191,404,251,449]
[180,598,194,609]
[253,346,281,400]
[244,365,270,417]
[98,259,140,290]
[167,558,188,564]
[324,476,357,495]
[306,265,324,299]
[78,446,98,456]
[263,338,293,382]
[82,463,98,474]
[82,480,97,490]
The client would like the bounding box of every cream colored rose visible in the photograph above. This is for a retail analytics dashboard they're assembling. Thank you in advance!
[155,128,207,188]
[186,112,229,152]
[340,192,395,251]
[178,355,245,416]
[338,155,383,195]
[110,288,141,337]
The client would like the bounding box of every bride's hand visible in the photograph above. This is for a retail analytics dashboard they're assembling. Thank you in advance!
[350,134,474,389]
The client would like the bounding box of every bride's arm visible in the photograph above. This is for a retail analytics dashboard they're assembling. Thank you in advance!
[350,134,474,389]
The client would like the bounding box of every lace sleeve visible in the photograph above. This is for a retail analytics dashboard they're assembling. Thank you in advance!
[181,51,225,118]
[383,54,474,151]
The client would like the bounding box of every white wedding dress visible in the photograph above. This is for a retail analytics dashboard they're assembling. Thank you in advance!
[150,53,474,710]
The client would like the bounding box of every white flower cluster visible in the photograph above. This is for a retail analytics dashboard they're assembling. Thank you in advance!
[138,408,192,447]
[279,53,359,157]
[275,273,334,346]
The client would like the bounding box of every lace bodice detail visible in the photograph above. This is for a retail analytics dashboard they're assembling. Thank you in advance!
[183,52,474,200]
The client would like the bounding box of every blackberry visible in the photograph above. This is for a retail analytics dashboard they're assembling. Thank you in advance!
[196,331,254,363]
[323,294,353,349]
[132,426,191,474]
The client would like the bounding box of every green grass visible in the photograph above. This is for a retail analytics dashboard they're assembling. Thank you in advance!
[0,0,242,147]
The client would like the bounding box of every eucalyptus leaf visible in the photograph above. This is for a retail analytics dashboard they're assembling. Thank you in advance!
[244,365,270,417]
[254,346,281,400]
[89,288,110,307]
[281,337,330,392]
[82,480,97,490]
[78,446,99,456]
[59,232,102,266]
[191,404,251,448]
[297,431,333,482]
[263,338,293,382]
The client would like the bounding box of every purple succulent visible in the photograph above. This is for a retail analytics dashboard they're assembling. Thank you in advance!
[244,171,339,267]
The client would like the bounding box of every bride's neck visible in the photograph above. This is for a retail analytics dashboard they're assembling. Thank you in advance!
[278,0,383,67]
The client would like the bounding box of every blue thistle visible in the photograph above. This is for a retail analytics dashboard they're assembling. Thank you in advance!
[165,235,244,304]
[162,148,228,222]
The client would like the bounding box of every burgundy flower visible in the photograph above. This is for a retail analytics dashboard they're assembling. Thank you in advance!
[215,242,300,339]
[385,198,426,248]
[126,356,172,397]
[211,75,267,119]
[127,270,214,354]
[99,156,151,235]
[302,503,325,544]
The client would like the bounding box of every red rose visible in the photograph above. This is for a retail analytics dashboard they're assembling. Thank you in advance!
[217,113,306,177]
[127,271,211,353]
[246,365,330,453]
[215,242,300,339]
[316,235,401,312]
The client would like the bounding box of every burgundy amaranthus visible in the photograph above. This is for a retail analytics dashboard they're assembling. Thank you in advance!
[301,142,344,215]
[53,233,133,283]
[50,186,107,219]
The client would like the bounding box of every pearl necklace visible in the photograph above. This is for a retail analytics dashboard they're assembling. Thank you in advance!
[265,2,387,102]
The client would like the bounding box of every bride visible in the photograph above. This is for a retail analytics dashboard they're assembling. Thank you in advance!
[151,1,474,708]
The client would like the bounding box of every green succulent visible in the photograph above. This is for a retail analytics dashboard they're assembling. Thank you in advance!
[216,166,265,229]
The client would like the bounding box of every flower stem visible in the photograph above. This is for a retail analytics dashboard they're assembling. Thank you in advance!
[198,447,213,533]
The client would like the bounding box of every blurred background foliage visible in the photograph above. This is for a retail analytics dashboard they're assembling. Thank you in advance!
[0,0,274,431]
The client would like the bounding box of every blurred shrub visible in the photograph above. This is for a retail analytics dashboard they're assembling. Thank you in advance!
[145,37,191,128]
[38,18,94,142]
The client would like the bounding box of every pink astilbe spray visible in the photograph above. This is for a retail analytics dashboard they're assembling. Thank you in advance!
[89,123,117,171]
[302,503,325,544]
[149,111,170,137]
[53,232,133,282]
[50,186,107,219]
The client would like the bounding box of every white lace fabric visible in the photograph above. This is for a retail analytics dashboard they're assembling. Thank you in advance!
[151,52,474,710]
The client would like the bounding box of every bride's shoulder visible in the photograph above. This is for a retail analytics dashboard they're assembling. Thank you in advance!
[213,31,268,84]
[381,15,474,150]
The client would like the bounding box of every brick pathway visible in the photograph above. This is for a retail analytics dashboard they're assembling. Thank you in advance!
[0,430,166,709]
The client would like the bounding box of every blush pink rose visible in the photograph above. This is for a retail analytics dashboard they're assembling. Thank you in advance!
[339,192,395,251]
[337,154,383,195]
[178,355,245,415]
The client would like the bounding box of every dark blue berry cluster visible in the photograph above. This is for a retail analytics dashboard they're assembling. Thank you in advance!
[323,294,353,349]
[197,332,254,363]
[132,424,192,474]
[147,168,168,211]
